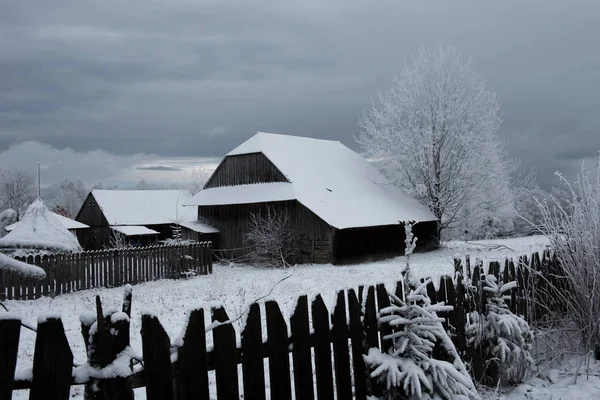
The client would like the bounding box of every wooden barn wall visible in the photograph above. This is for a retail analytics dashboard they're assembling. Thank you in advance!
[204,153,288,189]
[412,220,440,253]
[331,220,439,265]
[75,193,110,250]
[198,200,331,263]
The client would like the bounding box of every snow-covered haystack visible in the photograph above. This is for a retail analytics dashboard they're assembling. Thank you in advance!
[0,199,82,254]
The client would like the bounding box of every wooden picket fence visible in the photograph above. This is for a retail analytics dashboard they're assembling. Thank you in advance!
[0,242,213,301]
[1,250,561,399]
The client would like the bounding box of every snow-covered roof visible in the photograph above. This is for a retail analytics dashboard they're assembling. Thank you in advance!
[4,212,89,232]
[187,132,437,229]
[0,199,82,252]
[91,190,196,225]
[111,225,160,236]
[187,182,295,206]
[178,220,220,234]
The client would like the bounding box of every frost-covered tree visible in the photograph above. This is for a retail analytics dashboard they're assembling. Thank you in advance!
[136,178,149,190]
[466,275,533,385]
[0,168,36,220]
[534,155,600,358]
[186,167,210,195]
[358,44,512,240]
[365,280,479,399]
[53,177,88,218]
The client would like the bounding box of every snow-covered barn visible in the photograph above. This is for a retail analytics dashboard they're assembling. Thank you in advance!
[185,132,439,264]
[75,190,217,249]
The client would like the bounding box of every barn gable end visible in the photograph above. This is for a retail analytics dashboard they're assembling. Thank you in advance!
[204,152,288,189]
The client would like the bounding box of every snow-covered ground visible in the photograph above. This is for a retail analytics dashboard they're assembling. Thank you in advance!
[6,235,574,399]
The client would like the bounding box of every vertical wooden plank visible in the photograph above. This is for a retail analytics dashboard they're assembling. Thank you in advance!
[454,272,467,357]
[26,255,34,299]
[290,296,314,400]
[241,303,266,400]
[332,291,352,400]
[375,284,392,353]
[312,295,334,400]
[394,280,404,302]
[266,301,292,400]
[0,318,21,400]
[141,314,175,400]
[14,266,22,299]
[0,270,5,302]
[426,280,437,304]
[29,317,73,400]
[133,248,138,285]
[34,255,42,299]
[5,271,13,300]
[177,309,210,400]
[42,255,50,297]
[348,289,367,400]
[207,242,213,275]
[48,254,56,296]
[489,261,501,280]
[212,307,240,399]
[363,286,378,349]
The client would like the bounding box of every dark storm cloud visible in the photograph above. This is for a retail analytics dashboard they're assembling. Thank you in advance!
[136,165,181,171]
[1,0,599,186]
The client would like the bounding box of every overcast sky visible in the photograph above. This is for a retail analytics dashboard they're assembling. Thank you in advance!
[1,0,599,188]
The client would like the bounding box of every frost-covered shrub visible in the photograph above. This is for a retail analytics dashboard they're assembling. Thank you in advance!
[244,207,298,267]
[535,157,600,357]
[365,280,478,400]
[466,275,533,386]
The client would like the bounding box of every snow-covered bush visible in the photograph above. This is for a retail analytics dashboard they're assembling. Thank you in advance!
[466,275,533,386]
[106,230,133,250]
[365,280,479,400]
[534,156,600,358]
[245,206,298,267]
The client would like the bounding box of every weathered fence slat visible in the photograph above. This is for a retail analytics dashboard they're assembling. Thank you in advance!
[141,314,175,400]
[312,295,334,400]
[0,317,21,400]
[212,306,240,400]
[290,295,314,400]
[266,300,292,400]
[241,303,266,400]
[332,291,352,400]
[348,289,367,400]
[177,309,210,400]
[376,284,392,354]
[29,317,73,400]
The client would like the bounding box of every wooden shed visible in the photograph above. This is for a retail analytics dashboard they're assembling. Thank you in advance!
[185,132,439,265]
[75,190,214,250]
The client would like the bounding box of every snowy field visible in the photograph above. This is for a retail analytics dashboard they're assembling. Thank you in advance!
[9,234,596,399]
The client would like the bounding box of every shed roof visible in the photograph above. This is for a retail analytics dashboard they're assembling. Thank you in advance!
[90,190,196,226]
[111,225,160,236]
[187,132,437,229]
[178,220,220,234]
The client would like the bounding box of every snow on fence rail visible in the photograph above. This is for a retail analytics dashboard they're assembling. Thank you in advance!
[0,242,213,301]
[1,250,562,399]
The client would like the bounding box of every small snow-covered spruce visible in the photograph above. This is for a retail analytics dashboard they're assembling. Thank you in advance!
[466,275,533,386]
[365,280,479,400]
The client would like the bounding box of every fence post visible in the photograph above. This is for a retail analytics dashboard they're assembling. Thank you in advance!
[141,315,174,400]
[177,308,210,400]
[332,290,352,400]
[212,307,240,399]
[241,303,266,400]
[312,295,334,400]
[30,316,73,400]
[347,289,367,400]
[0,317,21,400]
[266,301,292,400]
[290,295,314,400]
